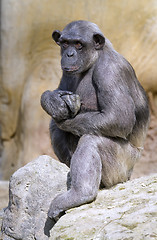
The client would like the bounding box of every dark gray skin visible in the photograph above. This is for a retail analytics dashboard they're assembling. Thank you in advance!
[41,20,150,221]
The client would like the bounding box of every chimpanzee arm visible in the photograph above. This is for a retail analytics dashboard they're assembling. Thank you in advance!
[41,89,81,121]
[56,66,136,139]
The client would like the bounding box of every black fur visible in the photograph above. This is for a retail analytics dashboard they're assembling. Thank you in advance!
[41,20,150,221]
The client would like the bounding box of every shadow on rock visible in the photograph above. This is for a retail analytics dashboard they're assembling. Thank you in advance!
[44,217,56,237]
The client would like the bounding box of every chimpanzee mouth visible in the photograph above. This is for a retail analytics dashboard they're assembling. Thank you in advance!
[62,66,80,73]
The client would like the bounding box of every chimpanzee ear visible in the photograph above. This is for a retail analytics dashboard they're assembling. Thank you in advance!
[93,33,105,50]
[52,30,61,45]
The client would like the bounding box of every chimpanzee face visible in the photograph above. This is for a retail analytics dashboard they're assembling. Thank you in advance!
[52,21,105,74]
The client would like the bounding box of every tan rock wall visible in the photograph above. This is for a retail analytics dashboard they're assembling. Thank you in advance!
[0,0,157,179]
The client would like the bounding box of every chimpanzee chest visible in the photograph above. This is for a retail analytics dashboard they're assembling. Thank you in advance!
[76,77,98,112]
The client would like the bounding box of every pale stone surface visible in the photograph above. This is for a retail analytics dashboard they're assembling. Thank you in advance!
[0,156,156,240]
[1,155,69,240]
[50,174,157,240]
[0,0,157,180]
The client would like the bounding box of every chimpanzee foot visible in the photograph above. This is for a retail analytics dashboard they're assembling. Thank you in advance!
[48,207,65,222]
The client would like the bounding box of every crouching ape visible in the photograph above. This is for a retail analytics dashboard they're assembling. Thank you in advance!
[41,21,150,221]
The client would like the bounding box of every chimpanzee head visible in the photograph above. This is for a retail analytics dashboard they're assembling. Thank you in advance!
[52,20,105,74]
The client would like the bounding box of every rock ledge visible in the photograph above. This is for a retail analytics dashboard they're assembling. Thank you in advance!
[0,155,157,240]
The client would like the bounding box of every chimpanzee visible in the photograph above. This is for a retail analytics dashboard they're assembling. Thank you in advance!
[41,20,150,221]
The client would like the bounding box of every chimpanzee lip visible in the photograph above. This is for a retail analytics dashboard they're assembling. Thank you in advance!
[62,66,80,72]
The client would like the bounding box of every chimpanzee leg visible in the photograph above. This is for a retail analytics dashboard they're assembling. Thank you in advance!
[48,135,140,220]
[100,137,141,188]
[48,134,102,220]
[50,119,79,167]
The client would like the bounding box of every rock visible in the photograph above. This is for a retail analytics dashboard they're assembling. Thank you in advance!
[132,110,157,179]
[0,181,9,210]
[1,155,69,240]
[1,156,157,240]
[1,0,157,179]
[50,174,157,240]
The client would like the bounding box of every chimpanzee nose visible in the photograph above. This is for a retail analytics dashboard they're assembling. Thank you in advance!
[67,51,74,57]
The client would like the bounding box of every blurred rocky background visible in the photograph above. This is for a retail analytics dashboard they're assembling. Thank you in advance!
[0,0,157,180]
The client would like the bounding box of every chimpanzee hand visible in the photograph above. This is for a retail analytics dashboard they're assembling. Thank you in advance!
[41,90,81,122]
[61,92,81,118]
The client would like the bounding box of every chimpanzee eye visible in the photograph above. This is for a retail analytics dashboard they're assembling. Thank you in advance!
[62,41,69,49]
[75,42,83,50]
